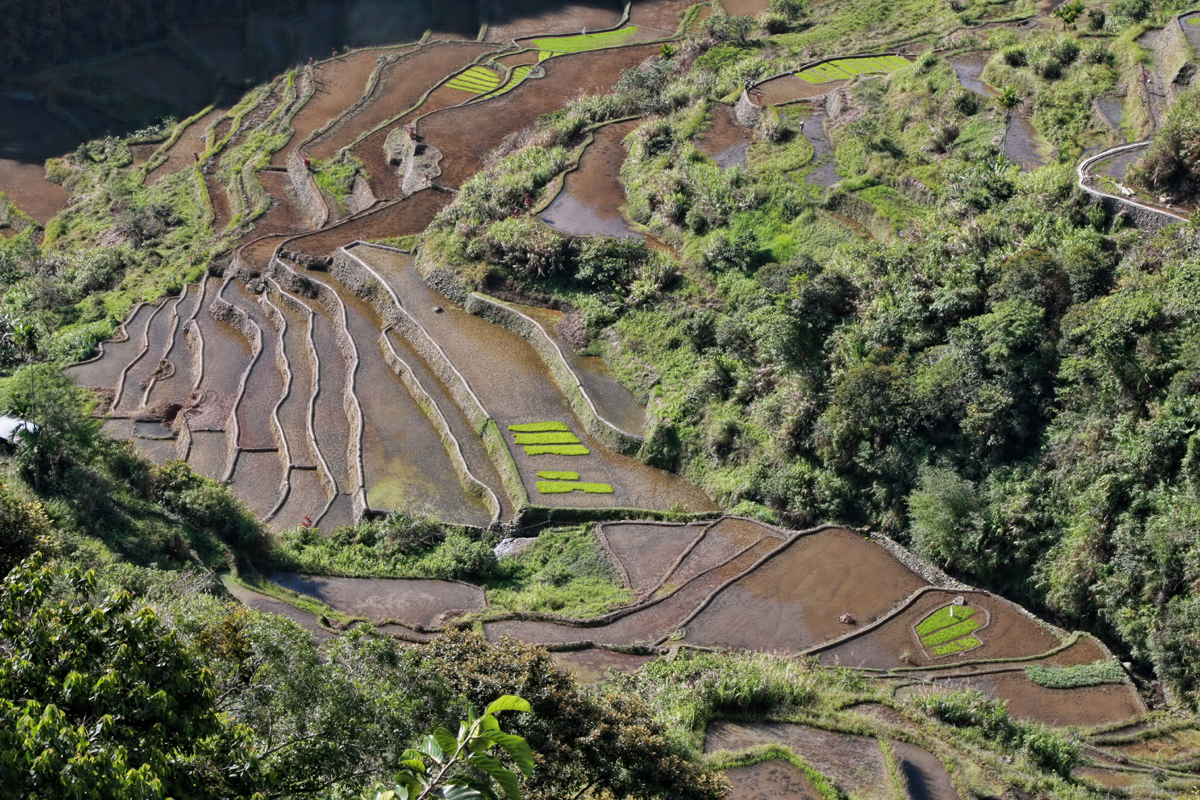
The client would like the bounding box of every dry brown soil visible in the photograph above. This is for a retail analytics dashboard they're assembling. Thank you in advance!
[0,97,74,223]
[724,761,822,800]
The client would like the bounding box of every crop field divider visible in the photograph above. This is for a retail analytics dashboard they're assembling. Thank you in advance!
[174,413,193,462]
[335,244,529,512]
[376,330,502,525]
[476,518,820,636]
[263,278,339,504]
[138,293,186,408]
[63,300,152,406]
[111,300,168,414]
[140,103,217,179]
[208,280,264,482]
[593,519,701,595]
[270,258,369,519]
[339,42,509,155]
[467,293,643,454]
[257,292,298,520]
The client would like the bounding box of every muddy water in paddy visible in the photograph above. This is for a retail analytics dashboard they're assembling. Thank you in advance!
[226,281,285,450]
[801,112,839,188]
[230,450,286,518]
[1112,727,1200,764]
[114,297,183,414]
[503,300,647,436]
[286,190,449,256]
[755,75,846,106]
[684,527,927,654]
[272,300,319,468]
[1097,96,1125,139]
[194,288,253,424]
[272,468,329,532]
[725,762,821,800]
[818,589,1063,669]
[629,0,697,35]
[599,521,705,594]
[188,430,229,479]
[299,265,493,527]
[147,280,207,408]
[271,49,406,167]
[893,742,960,800]
[661,517,781,588]
[308,43,500,161]
[273,573,486,626]
[306,298,354,493]
[483,1,625,43]
[132,435,181,466]
[66,302,159,395]
[420,44,659,190]
[148,106,230,186]
[697,105,752,169]
[540,120,640,238]
[719,0,770,14]
[948,53,1048,170]
[904,672,1144,728]
[223,577,333,641]
[364,252,716,512]
[550,649,652,684]
[253,171,312,234]
[1096,148,1143,181]
[705,721,889,800]
[320,492,357,530]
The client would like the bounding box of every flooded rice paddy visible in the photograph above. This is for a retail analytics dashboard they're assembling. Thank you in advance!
[539,120,641,238]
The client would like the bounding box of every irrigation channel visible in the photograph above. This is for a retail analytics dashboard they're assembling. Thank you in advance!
[51,2,1200,796]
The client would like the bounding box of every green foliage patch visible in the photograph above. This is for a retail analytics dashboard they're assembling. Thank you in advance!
[532,27,641,61]
[536,470,580,480]
[916,604,985,656]
[513,431,581,445]
[524,444,591,456]
[536,480,614,494]
[509,421,571,432]
[445,66,503,93]
[1025,660,1126,689]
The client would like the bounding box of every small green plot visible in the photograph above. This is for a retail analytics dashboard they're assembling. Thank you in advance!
[932,635,982,656]
[537,470,580,480]
[793,55,910,85]
[513,431,581,445]
[481,65,532,99]
[445,66,502,93]
[537,480,613,494]
[525,444,590,456]
[916,604,985,657]
[531,26,640,61]
[509,421,571,432]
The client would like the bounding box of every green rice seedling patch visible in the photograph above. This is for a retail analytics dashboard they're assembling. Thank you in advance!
[1186,15,1200,27]
[916,603,987,657]
[445,66,502,93]
[524,444,591,456]
[537,480,614,494]
[509,421,571,432]
[916,604,977,635]
[921,619,983,646]
[793,56,908,85]
[532,27,640,61]
[537,471,580,480]
[514,431,582,445]
[481,66,533,99]
[931,635,982,656]
[1026,660,1126,689]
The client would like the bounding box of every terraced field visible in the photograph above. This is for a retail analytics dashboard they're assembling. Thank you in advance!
[54,4,1191,796]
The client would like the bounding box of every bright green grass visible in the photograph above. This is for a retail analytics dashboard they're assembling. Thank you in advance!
[922,619,983,647]
[481,65,533,99]
[525,444,590,456]
[537,480,614,494]
[537,470,580,480]
[793,55,909,85]
[445,66,502,93]
[514,432,581,445]
[533,26,640,61]
[1185,15,1200,27]
[932,635,982,656]
[916,605,978,636]
[509,421,570,432]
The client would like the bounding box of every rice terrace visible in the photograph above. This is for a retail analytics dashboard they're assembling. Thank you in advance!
[3,0,1200,797]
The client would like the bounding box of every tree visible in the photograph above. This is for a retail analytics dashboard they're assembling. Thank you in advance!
[0,483,55,577]
[0,555,261,798]
[3,365,101,492]
[373,696,533,800]
[414,632,727,800]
